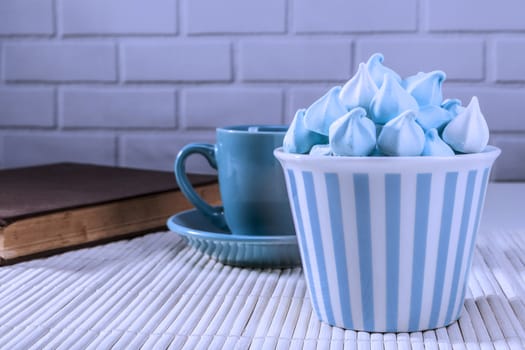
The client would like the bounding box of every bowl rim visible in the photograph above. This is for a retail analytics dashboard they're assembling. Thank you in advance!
[217,125,288,134]
[274,145,501,163]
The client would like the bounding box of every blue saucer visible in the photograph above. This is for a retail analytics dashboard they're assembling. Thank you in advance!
[167,209,302,268]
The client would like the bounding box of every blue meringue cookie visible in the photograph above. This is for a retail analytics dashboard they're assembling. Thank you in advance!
[442,96,489,153]
[402,72,421,89]
[369,74,419,125]
[377,110,425,156]
[404,70,446,107]
[441,98,465,118]
[309,144,332,156]
[329,107,376,156]
[366,53,402,88]
[416,105,454,131]
[422,129,455,156]
[303,86,348,135]
[283,109,328,154]
[339,63,378,111]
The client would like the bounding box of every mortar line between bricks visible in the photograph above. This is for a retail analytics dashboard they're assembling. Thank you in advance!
[485,35,498,84]
[51,0,58,38]
[280,88,286,124]
[0,42,4,82]
[429,29,525,34]
[178,88,188,130]
[55,0,63,38]
[4,80,125,85]
[8,79,525,87]
[0,34,56,40]
[115,39,122,85]
[447,81,525,88]
[0,126,60,132]
[59,34,186,39]
[56,85,63,129]
[0,32,498,41]
[0,129,217,137]
[286,0,292,36]
[114,135,119,166]
[283,88,290,123]
[56,126,184,132]
[174,89,179,130]
[417,0,426,33]
[13,80,525,88]
[482,37,489,83]
[230,40,237,83]
[53,86,58,129]
[349,39,356,75]
[490,131,525,137]
[177,0,187,36]
[174,0,180,35]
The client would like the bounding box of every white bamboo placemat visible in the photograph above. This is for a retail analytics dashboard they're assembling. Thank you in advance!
[0,228,524,350]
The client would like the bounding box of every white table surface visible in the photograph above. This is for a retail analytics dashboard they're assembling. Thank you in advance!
[482,183,525,232]
[0,182,524,350]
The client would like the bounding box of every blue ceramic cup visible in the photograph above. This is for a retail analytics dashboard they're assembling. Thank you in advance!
[175,125,295,236]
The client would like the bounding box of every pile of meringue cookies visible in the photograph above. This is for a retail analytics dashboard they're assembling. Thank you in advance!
[283,53,490,157]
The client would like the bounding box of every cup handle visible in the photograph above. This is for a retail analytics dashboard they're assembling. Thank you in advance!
[174,143,228,230]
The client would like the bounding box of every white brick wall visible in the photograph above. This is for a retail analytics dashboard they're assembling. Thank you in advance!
[186,0,286,34]
[61,88,176,128]
[355,39,485,81]
[292,0,417,33]
[0,0,523,180]
[494,39,525,82]
[0,88,55,127]
[5,43,117,82]
[181,88,283,129]
[120,132,215,172]
[122,42,231,82]
[61,0,177,35]
[239,40,351,82]
[3,134,116,168]
[427,0,525,31]
[0,0,54,35]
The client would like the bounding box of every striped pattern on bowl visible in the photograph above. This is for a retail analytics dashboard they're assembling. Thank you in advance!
[275,146,500,332]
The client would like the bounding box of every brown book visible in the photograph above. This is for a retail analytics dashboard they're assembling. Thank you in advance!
[0,163,219,264]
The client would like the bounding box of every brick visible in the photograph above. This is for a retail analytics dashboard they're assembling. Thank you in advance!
[293,0,417,33]
[490,135,525,181]
[356,39,484,81]
[0,88,55,127]
[240,41,351,82]
[443,87,525,132]
[123,42,231,82]
[0,0,53,35]
[182,88,283,129]
[428,0,525,31]
[495,39,525,82]
[120,133,216,173]
[4,134,116,168]
[287,87,332,123]
[61,88,176,128]
[4,43,116,82]
[61,0,176,35]
[187,0,285,34]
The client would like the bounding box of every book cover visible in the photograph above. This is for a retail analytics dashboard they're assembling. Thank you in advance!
[0,163,218,264]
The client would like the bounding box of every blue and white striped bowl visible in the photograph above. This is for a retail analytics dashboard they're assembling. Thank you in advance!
[274,146,500,332]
